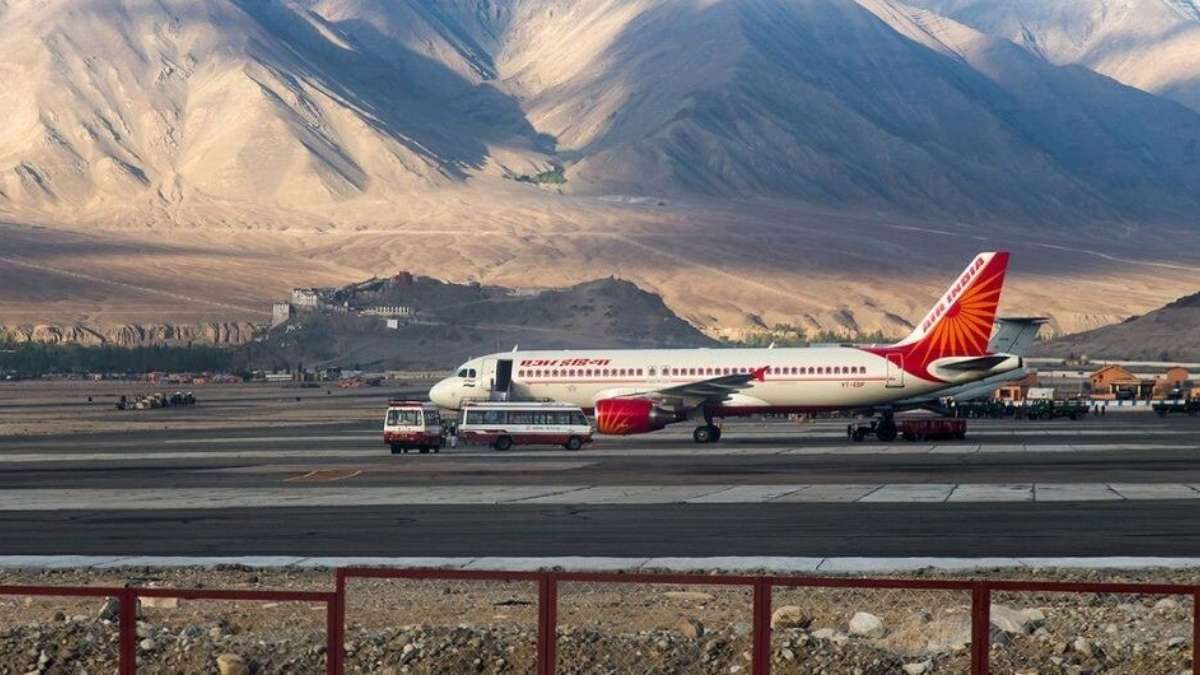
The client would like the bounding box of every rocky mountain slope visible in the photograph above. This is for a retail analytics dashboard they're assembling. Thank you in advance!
[1032,291,1200,362]
[244,275,716,369]
[4,0,1200,341]
[909,0,1200,112]
[3,0,1200,223]
[0,322,258,348]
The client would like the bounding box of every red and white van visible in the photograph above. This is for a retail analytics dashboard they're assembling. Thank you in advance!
[383,400,444,454]
[457,401,593,451]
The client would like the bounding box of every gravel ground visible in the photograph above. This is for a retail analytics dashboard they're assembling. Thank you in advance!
[0,566,1194,674]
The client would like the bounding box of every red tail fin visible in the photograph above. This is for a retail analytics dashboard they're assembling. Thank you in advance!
[893,251,1010,362]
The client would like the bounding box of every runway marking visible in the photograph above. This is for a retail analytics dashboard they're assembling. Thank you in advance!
[0,450,383,463]
[4,483,1200,509]
[217,461,596,475]
[163,435,379,444]
[6,555,1200,572]
[0,441,1193,464]
[286,469,362,483]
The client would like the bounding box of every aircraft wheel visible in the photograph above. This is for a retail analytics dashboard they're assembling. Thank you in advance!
[693,425,717,444]
[851,428,867,442]
[711,427,722,442]
[419,445,430,454]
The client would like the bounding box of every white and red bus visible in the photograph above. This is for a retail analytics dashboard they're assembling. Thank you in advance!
[383,400,444,454]
[457,401,593,451]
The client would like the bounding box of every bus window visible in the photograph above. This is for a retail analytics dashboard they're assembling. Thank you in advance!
[465,410,486,425]
[571,411,588,425]
[510,411,533,425]
[483,410,505,424]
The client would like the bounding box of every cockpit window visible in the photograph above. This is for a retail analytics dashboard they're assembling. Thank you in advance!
[467,368,477,378]
[457,368,468,377]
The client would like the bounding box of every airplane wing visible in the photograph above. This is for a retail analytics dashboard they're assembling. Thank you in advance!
[620,368,767,409]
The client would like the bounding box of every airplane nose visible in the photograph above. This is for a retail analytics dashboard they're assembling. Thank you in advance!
[429,378,456,409]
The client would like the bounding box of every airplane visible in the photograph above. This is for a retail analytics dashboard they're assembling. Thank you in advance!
[429,251,1022,443]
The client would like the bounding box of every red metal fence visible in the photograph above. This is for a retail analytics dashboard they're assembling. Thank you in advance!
[5,570,1199,674]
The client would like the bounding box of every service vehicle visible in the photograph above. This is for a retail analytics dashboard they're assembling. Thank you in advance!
[383,400,444,454]
[900,418,967,441]
[1018,399,1089,420]
[457,401,593,451]
[1154,399,1200,416]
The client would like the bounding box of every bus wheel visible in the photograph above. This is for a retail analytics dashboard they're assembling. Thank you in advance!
[390,444,403,455]
[494,436,513,452]
[564,436,582,451]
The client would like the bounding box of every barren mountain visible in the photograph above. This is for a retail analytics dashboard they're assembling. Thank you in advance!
[909,0,1200,112]
[1033,291,1200,362]
[3,0,1200,341]
[246,275,717,370]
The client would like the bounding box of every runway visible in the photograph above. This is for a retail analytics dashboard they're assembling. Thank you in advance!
[2,412,1200,558]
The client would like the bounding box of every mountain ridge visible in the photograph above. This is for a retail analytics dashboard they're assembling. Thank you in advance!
[3,0,1200,341]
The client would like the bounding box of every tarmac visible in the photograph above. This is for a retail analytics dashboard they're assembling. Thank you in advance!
[2,406,1200,560]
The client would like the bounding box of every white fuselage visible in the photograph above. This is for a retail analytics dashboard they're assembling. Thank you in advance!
[429,347,1014,415]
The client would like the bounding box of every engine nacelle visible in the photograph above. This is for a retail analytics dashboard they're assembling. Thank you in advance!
[594,398,676,435]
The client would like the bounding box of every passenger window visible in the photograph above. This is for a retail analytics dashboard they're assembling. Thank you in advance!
[636,368,643,376]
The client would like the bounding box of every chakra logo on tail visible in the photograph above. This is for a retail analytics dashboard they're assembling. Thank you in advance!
[865,252,1010,381]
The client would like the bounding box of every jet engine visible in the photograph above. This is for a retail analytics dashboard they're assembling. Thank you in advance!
[594,398,677,435]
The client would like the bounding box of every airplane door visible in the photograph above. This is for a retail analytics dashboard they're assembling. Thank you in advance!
[655,364,671,386]
[494,359,513,394]
[885,353,905,388]
[479,359,497,395]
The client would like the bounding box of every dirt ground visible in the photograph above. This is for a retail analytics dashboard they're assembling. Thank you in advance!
[0,380,423,437]
[0,566,1194,674]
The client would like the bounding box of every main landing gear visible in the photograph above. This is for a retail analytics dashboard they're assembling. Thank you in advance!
[846,413,898,442]
[693,424,722,444]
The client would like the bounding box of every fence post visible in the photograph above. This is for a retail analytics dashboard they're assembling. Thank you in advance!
[330,570,346,675]
[119,588,137,675]
[752,578,772,675]
[971,582,990,675]
[537,573,558,675]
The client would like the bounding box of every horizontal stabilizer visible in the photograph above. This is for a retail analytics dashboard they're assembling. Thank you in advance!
[939,355,1013,371]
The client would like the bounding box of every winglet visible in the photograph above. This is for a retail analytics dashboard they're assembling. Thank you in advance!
[753,366,769,382]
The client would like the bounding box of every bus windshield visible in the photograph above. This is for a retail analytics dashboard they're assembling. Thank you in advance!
[387,409,423,426]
